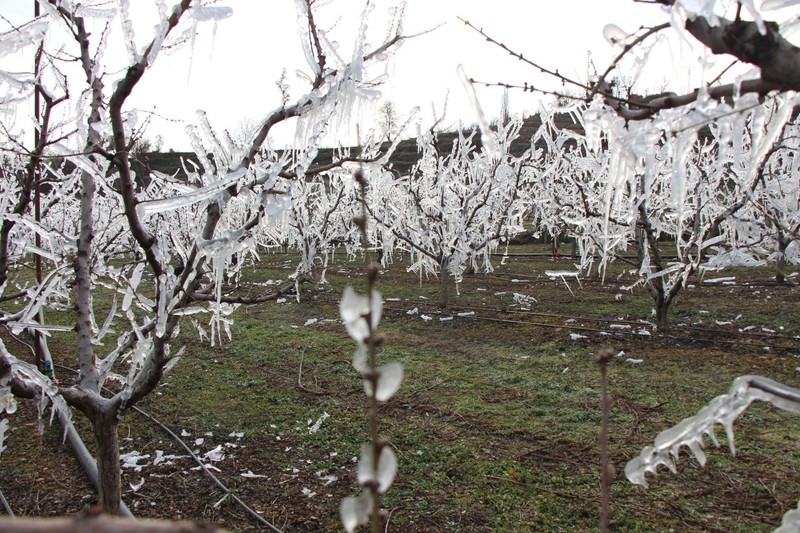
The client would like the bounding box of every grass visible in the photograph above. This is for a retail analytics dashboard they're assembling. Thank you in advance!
[1,244,799,531]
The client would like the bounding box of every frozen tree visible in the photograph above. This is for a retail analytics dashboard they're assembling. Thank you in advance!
[581,95,797,329]
[735,112,800,283]
[366,119,534,307]
[470,0,800,328]
[285,164,361,283]
[0,0,409,515]
[377,100,401,143]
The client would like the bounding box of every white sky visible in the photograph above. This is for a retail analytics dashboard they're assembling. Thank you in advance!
[0,0,748,150]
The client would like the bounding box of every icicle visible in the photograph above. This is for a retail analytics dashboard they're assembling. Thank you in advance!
[295,0,321,76]
[136,168,246,216]
[0,19,49,59]
[626,375,800,488]
[116,0,139,64]
[457,65,499,160]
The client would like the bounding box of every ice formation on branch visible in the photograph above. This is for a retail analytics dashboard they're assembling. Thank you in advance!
[0,0,409,515]
[626,375,800,487]
[340,281,402,530]
[626,375,800,531]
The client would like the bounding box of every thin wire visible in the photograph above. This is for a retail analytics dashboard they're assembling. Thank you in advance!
[52,364,283,533]
[0,486,14,517]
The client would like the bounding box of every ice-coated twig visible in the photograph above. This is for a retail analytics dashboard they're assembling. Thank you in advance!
[625,375,800,489]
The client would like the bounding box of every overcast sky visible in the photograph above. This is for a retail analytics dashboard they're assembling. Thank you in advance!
[0,0,750,150]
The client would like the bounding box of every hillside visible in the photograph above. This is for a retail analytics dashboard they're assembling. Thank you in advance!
[130,113,582,181]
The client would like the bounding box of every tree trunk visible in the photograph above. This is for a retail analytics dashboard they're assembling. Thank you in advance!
[94,411,122,515]
[440,272,450,309]
[776,253,786,284]
[654,293,670,331]
[775,237,789,284]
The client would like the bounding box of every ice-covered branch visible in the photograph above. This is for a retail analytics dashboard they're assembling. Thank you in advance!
[109,0,195,279]
[625,375,800,487]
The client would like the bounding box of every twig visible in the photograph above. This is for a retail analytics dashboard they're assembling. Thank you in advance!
[297,347,324,395]
[596,347,614,533]
[591,23,671,100]
[384,507,397,533]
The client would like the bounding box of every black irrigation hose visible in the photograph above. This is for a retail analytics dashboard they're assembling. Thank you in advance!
[451,303,800,343]
[453,313,800,351]
[349,292,800,346]
[0,486,13,517]
[52,364,283,532]
[325,297,799,351]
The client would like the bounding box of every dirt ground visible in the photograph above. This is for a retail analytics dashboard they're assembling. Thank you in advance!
[1,256,798,532]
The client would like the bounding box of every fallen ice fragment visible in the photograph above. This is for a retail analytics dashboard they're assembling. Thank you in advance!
[153,450,188,465]
[120,451,150,471]
[406,307,419,315]
[192,464,222,473]
[317,471,338,485]
[705,276,736,284]
[615,351,625,358]
[457,311,475,317]
[304,318,319,326]
[203,445,225,462]
[439,316,453,322]
[129,478,145,491]
[420,315,432,322]
[637,329,652,336]
[570,333,587,340]
[626,359,644,364]
[308,412,330,434]
[241,470,269,479]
